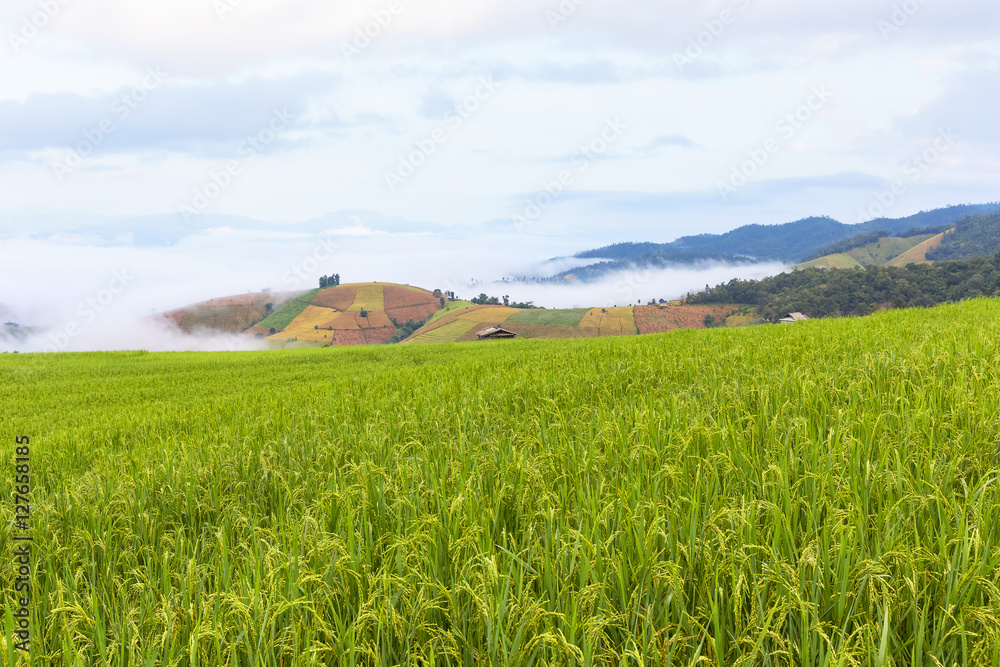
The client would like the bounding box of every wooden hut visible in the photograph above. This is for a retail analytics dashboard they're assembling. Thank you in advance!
[476,327,518,340]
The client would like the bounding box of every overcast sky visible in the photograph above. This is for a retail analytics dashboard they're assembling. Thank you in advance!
[1,0,998,324]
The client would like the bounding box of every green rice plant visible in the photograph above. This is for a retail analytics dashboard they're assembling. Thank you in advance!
[505,308,591,327]
[1,299,1000,665]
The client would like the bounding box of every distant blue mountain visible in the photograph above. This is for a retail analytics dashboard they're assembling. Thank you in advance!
[575,205,1000,264]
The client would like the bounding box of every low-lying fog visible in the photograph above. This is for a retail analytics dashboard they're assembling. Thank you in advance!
[0,226,788,353]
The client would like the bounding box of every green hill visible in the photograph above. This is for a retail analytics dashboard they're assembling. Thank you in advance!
[927,213,1000,261]
[246,282,447,347]
[691,251,1000,320]
[796,234,936,270]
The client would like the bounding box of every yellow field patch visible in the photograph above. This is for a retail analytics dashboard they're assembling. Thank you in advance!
[273,305,340,339]
[582,307,637,336]
[455,307,515,323]
[347,284,386,312]
[360,311,393,328]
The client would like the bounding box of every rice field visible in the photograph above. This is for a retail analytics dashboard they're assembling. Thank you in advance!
[405,319,479,344]
[505,309,591,327]
[3,299,1000,665]
[580,307,637,336]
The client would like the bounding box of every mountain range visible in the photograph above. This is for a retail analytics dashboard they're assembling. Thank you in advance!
[552,203,1000,281]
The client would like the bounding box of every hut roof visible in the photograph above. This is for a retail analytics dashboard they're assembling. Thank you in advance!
[476,327,518,339]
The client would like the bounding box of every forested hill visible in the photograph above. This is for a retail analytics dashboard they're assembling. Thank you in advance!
[927,213,1000,261]
[575,204,1000,264]
[687,252,1000,322]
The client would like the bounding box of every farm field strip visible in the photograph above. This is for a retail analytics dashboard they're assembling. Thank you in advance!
[406,318,479,343]
[582,306,637,336]
[310,286,357,310]
[453,306,516,323]
[347,284,385,312]
[267,304,340,340]
[505,308,590,327]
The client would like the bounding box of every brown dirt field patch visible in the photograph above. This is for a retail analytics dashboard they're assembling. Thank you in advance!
[635,305,741,334]
[319,312,361,330]
[384,286,438,310]
[317,311,393,330]
[311,286,357,310]
[385,303,441,324]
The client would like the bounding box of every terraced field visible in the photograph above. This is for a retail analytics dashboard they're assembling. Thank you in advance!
[579,306,637,336]
[406,319,480,344]
[505,308,590,327]
[634,304,747,334]
[408,304,732,343]
[261,283,444,345]
[346,284,386,312]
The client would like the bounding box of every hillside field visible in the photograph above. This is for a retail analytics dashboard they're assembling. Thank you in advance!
[3,299,1000,664]
[252,283,443,346]
[161,291,299,334]
[405,304,747,343]
[796,234,938,270]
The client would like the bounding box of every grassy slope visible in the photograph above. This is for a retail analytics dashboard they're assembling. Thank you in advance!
[3,300,1000,663]
[885,231,948,267]
[797,252,863,270]
[797,235,935,270]
[850,236,929,264]
[255,289,319,331]
[425,300,474,325]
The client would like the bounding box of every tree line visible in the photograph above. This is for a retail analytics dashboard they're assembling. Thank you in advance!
[687,252,1000,321]
[470,294,542,309]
